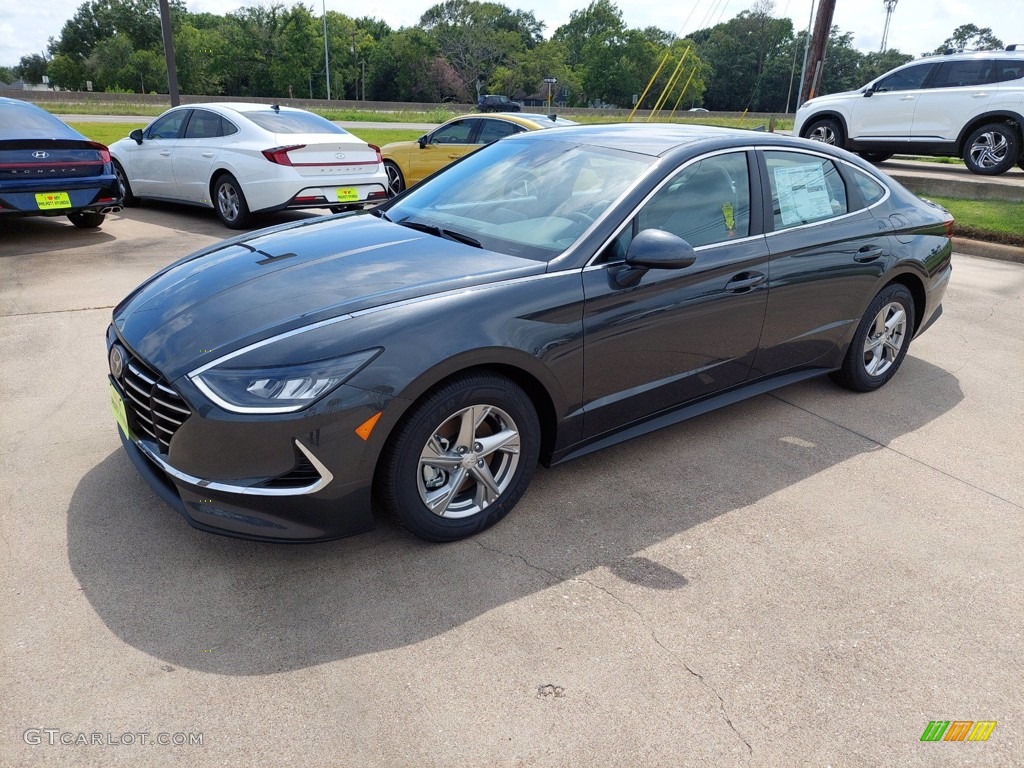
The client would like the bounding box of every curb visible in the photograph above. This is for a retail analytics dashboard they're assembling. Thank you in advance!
[953,238,1024,264]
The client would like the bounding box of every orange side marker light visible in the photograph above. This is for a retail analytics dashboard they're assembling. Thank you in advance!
[355,411,383,441]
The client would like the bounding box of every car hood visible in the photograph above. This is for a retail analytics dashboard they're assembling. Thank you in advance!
[113,213,546,381]
[799,89,862,111]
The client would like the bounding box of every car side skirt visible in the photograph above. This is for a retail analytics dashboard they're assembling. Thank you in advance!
[550,367,833,466]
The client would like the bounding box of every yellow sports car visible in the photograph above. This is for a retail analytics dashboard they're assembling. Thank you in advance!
[381,112,577,196]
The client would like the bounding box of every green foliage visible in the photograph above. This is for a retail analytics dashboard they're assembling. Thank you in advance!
[933,25,1003,54]
[17,54,50,84]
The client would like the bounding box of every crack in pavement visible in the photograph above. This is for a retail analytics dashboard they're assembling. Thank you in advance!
[770,393,1024,512]
[472,539,754,757]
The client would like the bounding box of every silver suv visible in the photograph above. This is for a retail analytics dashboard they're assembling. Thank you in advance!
[795,47,1024,175]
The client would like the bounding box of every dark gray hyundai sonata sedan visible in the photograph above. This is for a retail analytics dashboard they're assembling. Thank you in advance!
[107,124,952,543]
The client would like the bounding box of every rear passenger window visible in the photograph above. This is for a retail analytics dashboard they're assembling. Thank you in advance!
[478,120,523,144]
[765,151,848,229]
[997,62,1024,82]
[927,60,998,88]
[850,168,887,207]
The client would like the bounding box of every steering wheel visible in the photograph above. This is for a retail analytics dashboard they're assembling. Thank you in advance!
[566,211,596,228]
[507,177,539,198]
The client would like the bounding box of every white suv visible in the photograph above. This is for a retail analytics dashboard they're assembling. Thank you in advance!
[795,48,1024,175]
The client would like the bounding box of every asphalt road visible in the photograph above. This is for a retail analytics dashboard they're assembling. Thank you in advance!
[2,205,1023,766]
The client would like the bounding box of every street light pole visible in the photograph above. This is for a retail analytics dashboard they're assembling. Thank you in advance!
[322,0,331,100]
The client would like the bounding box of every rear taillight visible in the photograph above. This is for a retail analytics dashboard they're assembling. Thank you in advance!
[944,219,955,238]
[86,141,111,164]
[262,145,307,166]
[368,144,383,164]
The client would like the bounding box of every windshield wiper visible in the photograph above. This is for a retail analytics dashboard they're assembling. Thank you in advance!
[396,218,482,248]
[369,207,392,222]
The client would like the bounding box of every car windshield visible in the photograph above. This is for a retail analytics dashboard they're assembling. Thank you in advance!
[385,138,654,261]
[241,110,349,135]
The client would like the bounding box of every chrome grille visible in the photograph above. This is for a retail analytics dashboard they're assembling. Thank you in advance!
[120,356,191,453]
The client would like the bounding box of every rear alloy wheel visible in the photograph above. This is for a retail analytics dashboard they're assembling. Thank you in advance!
[858,151,893,163]
[377,374,540,542]
[384,161,405,197]
[113,160,137,206]
[213,173,251,229]
[963,123,1018,176]
[804,117,844,148]
[68,211,105,229]
[832,284,915,392]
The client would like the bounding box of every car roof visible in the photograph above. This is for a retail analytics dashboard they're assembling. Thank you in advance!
[513,122,804,157]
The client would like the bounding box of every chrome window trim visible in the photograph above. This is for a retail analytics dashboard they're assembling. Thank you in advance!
[583,147,758,268]
[136,438,333,496]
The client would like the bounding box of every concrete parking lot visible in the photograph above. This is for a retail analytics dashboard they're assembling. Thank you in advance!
[2,204,1022,766]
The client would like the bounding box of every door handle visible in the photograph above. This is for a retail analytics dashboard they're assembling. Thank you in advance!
[854,245,885,263]
[201,151,215,158]
[725,272,765,292]
[971,92,989,98]
[447,154,460,159]
[899,95,915,101]
[159,150,171,156]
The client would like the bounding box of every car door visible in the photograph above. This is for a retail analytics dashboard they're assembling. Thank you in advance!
[581,150,770,438]
[911,59,998,142]
[847,63,935,141]
[173,109,235,204]
[407,118,481,185]
[477,118,526,145]
[752,149,894,376]
[129,109,190,198]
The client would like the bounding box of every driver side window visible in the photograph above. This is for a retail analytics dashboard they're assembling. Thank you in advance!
[429,120,476,145]
[145,110,188,140]
[602,152,751,261]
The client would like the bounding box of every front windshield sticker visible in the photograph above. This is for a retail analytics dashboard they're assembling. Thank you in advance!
[773,164,834,225]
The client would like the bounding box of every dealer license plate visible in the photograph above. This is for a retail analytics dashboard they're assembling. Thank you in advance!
[35,192,72,210]
[109,383,132,439]
[335,187,359,202]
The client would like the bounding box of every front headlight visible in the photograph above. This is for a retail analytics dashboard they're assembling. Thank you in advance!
[191,349,381,414]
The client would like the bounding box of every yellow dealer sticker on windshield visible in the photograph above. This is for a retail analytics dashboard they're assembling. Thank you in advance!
[335,187,359,202]
[36,192,72,210]
[109,383,132,439]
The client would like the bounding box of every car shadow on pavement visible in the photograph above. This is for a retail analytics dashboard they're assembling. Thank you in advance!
[118,202,331,238]
[66,357,962,675]
[0,216,116,256]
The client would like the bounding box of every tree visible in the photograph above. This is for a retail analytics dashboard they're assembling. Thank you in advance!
[933,24,1003,54]
[552,0,625,69]
[16,54,50,84]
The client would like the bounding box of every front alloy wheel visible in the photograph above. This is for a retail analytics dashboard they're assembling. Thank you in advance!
[805,117,843,147]
[377,374,540,542]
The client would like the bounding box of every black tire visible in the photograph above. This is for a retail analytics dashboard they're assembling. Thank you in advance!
[212,173,251,229]
[384,161,405,198]
[803,117,844,148]
[67,211,105,229]
[112,159,137,207]
[831,283,915,392]
[858,151,893,163]
[962,123,1019,176]
[376,373,540,542]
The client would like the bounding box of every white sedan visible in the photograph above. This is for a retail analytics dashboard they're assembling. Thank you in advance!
[109,102,388,228]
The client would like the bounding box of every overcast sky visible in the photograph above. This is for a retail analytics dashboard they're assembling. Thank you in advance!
[2,0,1021,69]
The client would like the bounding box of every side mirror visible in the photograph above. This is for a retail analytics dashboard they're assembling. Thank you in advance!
[615,229,697,288]
[417,135,428,149]
[863,87,874,98]
[130,129,144,144]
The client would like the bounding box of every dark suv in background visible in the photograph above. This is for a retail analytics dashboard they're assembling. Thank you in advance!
[477,94,521,113]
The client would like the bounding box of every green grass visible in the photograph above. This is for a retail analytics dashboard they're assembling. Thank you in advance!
[347,128,425,146]
[69,121,146,145]
[921,195,1024,244]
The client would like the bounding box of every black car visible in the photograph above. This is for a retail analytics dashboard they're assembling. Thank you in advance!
[477,94,521,113]
[107,124,952,543]
[0,97,121,228]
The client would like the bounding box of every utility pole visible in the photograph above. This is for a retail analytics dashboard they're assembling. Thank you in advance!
[157,0,179,106]
[322,0,331,100]
[799,0,836,106]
